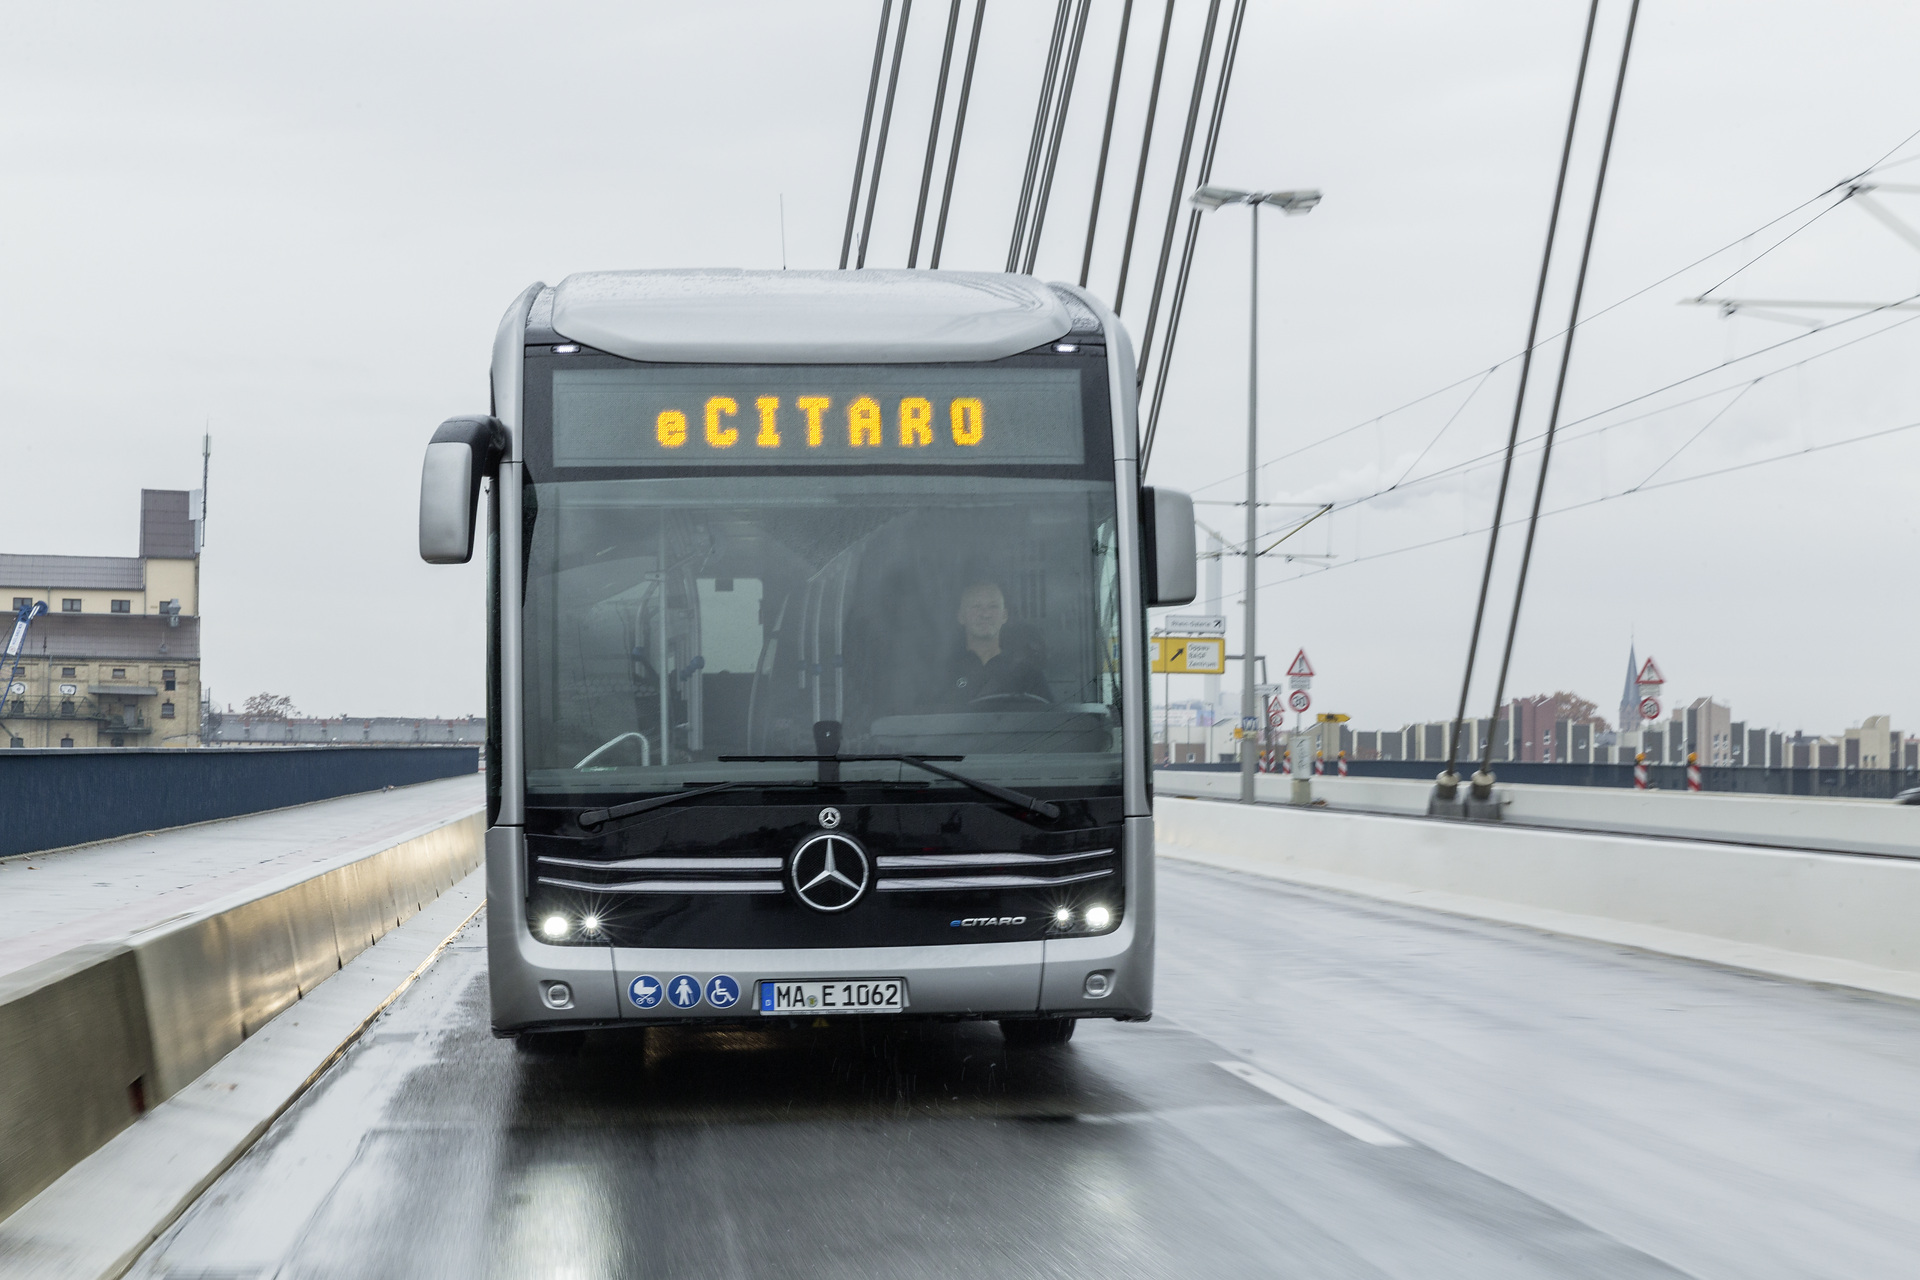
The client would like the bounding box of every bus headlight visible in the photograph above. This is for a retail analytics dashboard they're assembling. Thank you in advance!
[1053,907,1073,925]
[541,914,570,939]
[1084,906,1112,930]
[580,915,602,935]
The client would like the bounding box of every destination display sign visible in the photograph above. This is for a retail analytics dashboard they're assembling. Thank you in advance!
[551,366,1086,467]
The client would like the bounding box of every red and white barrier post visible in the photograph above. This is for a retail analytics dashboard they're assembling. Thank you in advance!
[1687,751,1702,792]
[1634,752,1648,790]
[1337,750,1348,777]
[1313,751,1324,776]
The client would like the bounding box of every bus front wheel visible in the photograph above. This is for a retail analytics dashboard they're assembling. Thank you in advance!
[1000,1017,1075,1049]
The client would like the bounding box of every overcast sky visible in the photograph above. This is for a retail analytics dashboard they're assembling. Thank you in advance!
[4,1,1917,734]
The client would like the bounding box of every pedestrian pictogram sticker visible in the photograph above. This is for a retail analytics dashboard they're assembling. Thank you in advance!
[1286,650,1314,679]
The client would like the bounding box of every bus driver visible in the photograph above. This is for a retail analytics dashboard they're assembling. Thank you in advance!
[937,580,1052,708]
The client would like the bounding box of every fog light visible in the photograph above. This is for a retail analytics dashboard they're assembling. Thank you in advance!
[544,982,573,1009]
[1083,971,1112,998]
[1053,907,1073,925]
[1084,906,1112,930]
[541,914,569,939]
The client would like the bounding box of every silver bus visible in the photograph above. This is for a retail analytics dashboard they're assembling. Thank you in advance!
[418,270,1194,1050]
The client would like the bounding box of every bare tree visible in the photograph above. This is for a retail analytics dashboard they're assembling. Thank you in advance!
[242,692,298,719]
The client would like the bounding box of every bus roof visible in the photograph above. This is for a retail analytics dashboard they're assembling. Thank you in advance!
[537,269,1092,365]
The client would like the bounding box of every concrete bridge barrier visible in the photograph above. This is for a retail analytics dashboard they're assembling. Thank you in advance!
[1155,793,1920,1002]
[0,805,482,1221]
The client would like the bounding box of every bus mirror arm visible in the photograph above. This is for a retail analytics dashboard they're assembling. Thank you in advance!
[419,415,510,564]
[1141,486,1198,607]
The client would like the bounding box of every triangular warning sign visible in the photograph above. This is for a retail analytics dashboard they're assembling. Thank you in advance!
[1286,649,1314,678]
[1635,658,1664,686]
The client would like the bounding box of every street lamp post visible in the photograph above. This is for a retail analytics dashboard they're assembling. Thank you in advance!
[1188,185,1321,803]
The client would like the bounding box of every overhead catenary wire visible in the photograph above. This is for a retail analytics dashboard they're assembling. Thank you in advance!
[857,0,915,269]
[1181,127,1920,498]
[1080,0,1136,287]
[839,0,896,270]
[929,0,987,269]
[1139,0,1249,466]
[1238,300,1920,528]
[1113,0,1178,313]
[1132,0,1223,388]
[1391,365,1497,490]
[1255,415,1920,591]
[1368,290,1920,512]
[1477,0,1643,786]
[908,0,966,268]
[1439,0,1601,788]
[1007,1,1073,273]
[1023,0,1094,274]
[1629,378,1755,490]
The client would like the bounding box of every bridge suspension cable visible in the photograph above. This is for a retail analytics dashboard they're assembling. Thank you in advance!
[1132,0,1222,391]
[1007,1,1073,272]
[1080,0,1135,287]
[1112,0,1177,313]
[856,0,916,268]
[1437,0,1602,795]
[1139,0,1248,468]
[1473,0,1644,794]
[1021,0,1093,275]
[908,0,965,268]
[930,0,987,269]
[839,0,896,270]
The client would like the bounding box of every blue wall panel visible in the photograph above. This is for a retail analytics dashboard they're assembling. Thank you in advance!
[0,747,479,858]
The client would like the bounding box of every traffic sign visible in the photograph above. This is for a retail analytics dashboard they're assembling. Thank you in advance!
[1639,696,1661,721]
[1267,704,1285,727]
[1151,636,1226,674]
[1635,657,1665,701]
[1162,613,1227,636]
[1240,716,1257,731]
[1287,689,1311,713]
[1285,650,1314,678]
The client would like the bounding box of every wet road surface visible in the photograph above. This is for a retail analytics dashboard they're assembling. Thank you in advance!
[130,860,1920,1279]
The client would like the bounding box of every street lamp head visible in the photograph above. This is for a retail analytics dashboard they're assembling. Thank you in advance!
[1259,189,1322,215]
[1189,185,1252,210]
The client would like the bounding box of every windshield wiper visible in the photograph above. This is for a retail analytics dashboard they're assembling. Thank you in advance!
[718,754,1061,821]
[577,781,748,829]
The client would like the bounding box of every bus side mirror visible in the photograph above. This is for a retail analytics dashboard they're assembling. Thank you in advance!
[1141,486,1197,607]
[419,416,508,564]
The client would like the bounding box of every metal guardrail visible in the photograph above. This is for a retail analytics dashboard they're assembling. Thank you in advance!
[0,746,480,859]
[1161,759,1920,800]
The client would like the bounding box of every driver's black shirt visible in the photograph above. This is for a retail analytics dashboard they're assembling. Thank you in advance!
[937,647,1052,708]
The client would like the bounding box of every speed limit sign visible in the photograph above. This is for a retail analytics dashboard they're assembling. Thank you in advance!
[1639,696,1661,721]
[1288,689,1311,714]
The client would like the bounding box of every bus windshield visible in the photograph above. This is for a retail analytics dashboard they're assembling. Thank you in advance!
[522,473,1124,802]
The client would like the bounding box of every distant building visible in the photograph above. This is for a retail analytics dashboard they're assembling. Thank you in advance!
[2,491,202,748]
[204,714,485,746]
[1684,698,1732,765]
[1843,716,1900,770]
[1617,643,1642,734]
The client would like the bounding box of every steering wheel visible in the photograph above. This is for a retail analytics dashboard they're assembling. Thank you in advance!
[968,693,1052,706]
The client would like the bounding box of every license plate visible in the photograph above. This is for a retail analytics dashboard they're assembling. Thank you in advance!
[758,978,907,1015]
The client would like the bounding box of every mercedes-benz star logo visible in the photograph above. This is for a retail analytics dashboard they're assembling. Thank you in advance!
[788,831,870,913]
[818,807,841,829]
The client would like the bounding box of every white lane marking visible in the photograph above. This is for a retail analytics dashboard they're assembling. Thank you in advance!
[1214,1061,1409,1147]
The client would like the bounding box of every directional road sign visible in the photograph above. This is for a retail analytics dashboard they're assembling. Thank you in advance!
[1152,637,1226,674]
[1162,614,1227,636]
